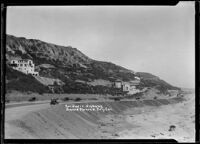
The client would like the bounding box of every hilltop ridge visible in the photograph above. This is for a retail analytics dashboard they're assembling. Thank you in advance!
[6,34,180,95]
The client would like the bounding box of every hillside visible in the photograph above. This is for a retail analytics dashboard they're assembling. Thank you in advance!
[5,34,180,94]
[136,72,180,93]
[6,66,49,94]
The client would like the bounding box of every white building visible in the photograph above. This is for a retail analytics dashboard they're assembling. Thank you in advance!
[134,76,140,80]
[122,82,131,92]
[114,80,122,88]
[114,77,141,95]
[114,81,131,92]
[10,59,39,76]
[128,85,141,95]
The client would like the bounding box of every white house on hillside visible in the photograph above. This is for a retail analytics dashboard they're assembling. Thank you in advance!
[10,59,39,76]
[114,79,122,88]
[114,77,141,94]
[122,82,131,92]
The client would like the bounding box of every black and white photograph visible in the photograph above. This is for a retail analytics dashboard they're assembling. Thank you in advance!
[4,2,195,142]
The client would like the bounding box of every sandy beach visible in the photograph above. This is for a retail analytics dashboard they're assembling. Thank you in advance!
[5,91,195,142]
[118,93,195,142]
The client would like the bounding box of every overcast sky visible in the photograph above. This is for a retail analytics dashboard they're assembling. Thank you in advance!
[7,2,195,88]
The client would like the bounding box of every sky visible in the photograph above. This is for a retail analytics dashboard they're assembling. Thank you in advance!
[6,2,195,88]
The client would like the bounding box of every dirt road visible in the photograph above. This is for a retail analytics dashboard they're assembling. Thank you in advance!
[5,94,194,141]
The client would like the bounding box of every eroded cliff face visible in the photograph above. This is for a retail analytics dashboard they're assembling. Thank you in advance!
[6,34,92,66]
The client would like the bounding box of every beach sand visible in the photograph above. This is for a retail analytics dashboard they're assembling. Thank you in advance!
[5,92,195,142]
[118,93,195,142]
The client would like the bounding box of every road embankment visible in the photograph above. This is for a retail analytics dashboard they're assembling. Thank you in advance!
[5,97,185,139]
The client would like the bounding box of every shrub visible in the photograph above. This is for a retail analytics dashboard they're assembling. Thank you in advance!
[113,97,120,101]
[100,123,106,126]
[38,91,44,95]
[156,91,161,94]
[28,97,36,102]
[63,97,70,101]
[74,97,81,101]
[53,81,58,86]
[113,133,119,137]
[136,97,140,100]
[168,125,176,131]
[154,96,157,99]
[134,92,143,98]
[89,98,98,100]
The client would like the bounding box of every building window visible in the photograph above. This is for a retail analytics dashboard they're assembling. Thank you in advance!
[20,64,23,66]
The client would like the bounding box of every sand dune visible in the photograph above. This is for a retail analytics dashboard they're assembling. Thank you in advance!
[5,95,194,141]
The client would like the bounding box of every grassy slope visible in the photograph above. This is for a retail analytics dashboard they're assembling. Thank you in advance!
[6,66,49,94]
[136,72,180,92]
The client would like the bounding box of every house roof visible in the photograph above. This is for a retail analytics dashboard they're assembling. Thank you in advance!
[115,79,122,82]
[11,59,33,63]
[116,79,121,81]
[20,59,32,62]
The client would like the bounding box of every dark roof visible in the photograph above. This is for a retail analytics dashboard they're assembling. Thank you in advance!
[115,79,122,82]
[12,59,32,63]
[19,59,32,62]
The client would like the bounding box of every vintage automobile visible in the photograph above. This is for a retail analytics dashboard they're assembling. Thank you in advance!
[135,97,140,100]
[50,98,59,105]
